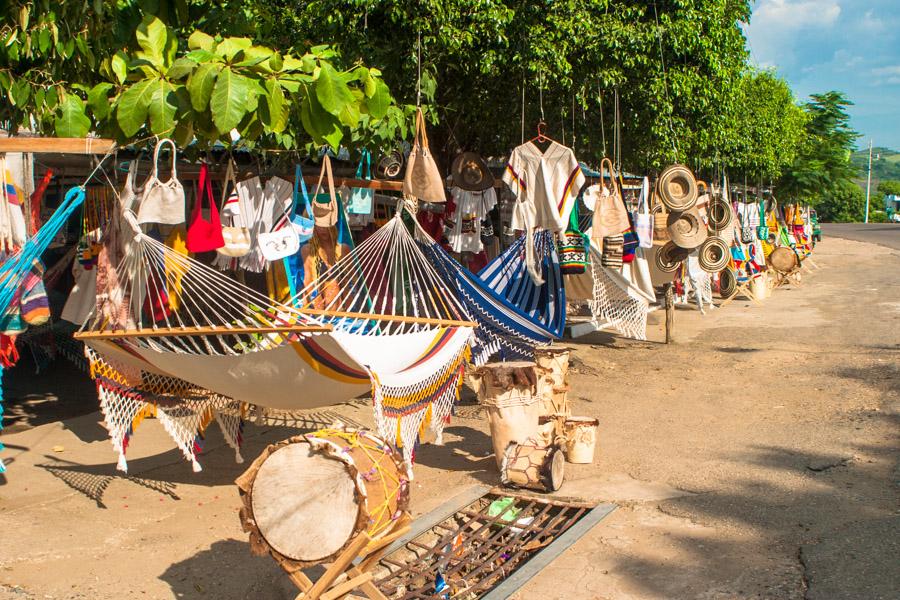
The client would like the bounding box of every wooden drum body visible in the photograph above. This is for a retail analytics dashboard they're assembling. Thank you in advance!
[500,440,565,493]
[236,427,410,569]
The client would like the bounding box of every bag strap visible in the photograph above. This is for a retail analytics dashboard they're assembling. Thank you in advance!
[314,154,338,206]
[600,157,618,198]
[293,163,312,217]
[414,108,430,150]
[152,138,178,183]
[220,159,236,207]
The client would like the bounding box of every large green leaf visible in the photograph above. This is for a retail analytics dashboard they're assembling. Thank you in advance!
[261,80,287,133]
[116,79,155,137]
[87,82,113,120]
[148,80,178,136]
[315,62,354,116]
[166,57,196,80]
[210,67,250,134]
[365,80,391,120]
[216,37,252,61]
[54,93,90,138]
[188,31,214,52]
[111,52,128,84]
[135,15,169,68]
[187,63,219,112]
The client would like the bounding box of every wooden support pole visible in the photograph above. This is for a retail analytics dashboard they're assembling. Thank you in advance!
[664,283,674,344]
[73,323,333,340]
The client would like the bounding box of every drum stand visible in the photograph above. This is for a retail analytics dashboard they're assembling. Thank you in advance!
[283,513,411,600]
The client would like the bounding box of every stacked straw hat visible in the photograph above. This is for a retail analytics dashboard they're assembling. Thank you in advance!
[719,268,737,298]
[697,236,730,272]
[654,241,690,273]
[659,164,708,250]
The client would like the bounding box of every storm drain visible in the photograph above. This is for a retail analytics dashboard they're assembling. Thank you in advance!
[371,486,615,599]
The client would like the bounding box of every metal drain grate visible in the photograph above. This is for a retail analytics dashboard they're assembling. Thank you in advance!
[371,487,615,599]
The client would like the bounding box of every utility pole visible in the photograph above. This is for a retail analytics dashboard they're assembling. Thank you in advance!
[865,138,873,223]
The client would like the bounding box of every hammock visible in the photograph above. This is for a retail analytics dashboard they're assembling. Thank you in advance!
[565,239,653,340]
[79,195,474,470]
[0,187,87,471]
[420,233,557,366]
[477,231,566,338]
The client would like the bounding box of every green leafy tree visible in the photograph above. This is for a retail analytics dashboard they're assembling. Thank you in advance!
[815,180,865,223]
[718,70,806,180]
[876,180,900,197]
[779,92,860,212]
[0,4,403,152]
[264,0,754,170]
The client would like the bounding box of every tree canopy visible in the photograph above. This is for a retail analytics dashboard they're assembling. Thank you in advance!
[0,0,867,208]
[0,2,405,153]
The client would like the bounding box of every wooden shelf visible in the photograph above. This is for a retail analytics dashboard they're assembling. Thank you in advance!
[0,137,116,155]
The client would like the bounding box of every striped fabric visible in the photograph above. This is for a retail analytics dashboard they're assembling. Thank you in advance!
[478,230,566,339]
[423,240,557,364]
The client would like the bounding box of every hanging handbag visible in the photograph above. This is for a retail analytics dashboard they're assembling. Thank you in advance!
[756,200,770,241]
[186,163,225,252]
[216,161,252,258]
[137,138,185,225]
[403,108,446,203]
[601,234,624,270]
[290,163,315,243]
[635,176,654,249]
[738,204,754,244]
[258,193,301,261]
[312,155,339,228]
[557,203,588,275]
[347,149,374,216]
[590,158,631,245]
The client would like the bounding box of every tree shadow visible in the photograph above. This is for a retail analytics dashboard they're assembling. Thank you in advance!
[413,425,497,485]
[158,539,295,599]
[593,364,900,599]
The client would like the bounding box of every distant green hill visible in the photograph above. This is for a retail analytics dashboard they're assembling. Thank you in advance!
[850,146,900,182]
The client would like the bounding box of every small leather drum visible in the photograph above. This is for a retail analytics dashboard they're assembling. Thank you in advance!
[237,427,409,568]
[500,440,565,492]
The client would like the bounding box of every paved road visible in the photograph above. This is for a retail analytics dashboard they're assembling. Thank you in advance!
[822,222,900,250]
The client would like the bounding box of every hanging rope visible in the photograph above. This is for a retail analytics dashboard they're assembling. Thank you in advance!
[416,30,422,107]
[520,71,526,144]
[598,84,607,158]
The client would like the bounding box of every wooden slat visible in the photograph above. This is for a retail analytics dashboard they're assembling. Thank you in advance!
[297,308,476,329]
[73,324,332,340]
[0,137,116,155]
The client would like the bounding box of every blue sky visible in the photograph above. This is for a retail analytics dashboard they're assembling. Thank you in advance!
[744,0,900,151]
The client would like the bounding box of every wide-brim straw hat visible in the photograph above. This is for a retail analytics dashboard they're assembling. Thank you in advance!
[667,206,708,249]
[698,236,730,272]
[719,268,737,298]
[658,164,698,211]
[451,152,494,191]
[706,195,734,232]
[654,241,690,273]
[768,247,799,274]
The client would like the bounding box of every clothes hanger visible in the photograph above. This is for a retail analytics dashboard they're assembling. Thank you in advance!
[528,120,560,149]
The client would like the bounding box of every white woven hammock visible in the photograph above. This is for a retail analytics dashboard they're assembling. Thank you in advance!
[79,192,474,470]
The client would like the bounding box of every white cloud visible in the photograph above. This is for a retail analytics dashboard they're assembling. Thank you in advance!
[753,0,841,30]
[872,65,900,77]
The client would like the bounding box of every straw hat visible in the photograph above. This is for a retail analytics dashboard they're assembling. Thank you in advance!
[658,164,698,211]
[719,268,737,298]
[666,207,708,249]
[451,152,494,191]
[654,241,689,273]
[768,247,798,274]
[706,196,734,232]
[697,236,730,272]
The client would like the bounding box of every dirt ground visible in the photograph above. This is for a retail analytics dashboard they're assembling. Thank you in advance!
[1,236,898,600]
